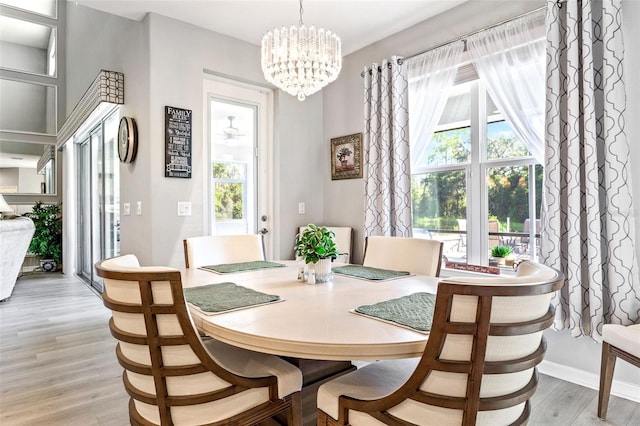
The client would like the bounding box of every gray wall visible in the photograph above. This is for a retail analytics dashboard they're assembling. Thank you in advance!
[65,4,324,267]
[0,41,49,133]
[0,41,47,73]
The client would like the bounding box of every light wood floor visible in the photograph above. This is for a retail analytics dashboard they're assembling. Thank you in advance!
[1,272,638,426]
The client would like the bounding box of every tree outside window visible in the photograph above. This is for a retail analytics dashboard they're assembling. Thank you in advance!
[410,81,542,266]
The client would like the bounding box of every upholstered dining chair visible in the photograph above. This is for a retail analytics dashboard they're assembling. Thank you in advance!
[183,234,265,268]
[363,236,444,276]
[298,226,353,263]
[96,254,302,426]
[317,261,564,426]
[598,323,640,419]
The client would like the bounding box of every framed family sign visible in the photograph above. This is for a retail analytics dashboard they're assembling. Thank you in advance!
[165,106,192,178]
[330,132,363,180]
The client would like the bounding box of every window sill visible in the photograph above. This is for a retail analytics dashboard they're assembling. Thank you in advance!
[441,265,515,278]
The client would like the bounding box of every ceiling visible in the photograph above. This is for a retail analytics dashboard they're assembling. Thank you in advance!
[73,0,468,55]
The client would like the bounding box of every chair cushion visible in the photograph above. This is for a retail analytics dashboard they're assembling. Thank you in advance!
[317,358,418,421]
[603,324,640,357]
[317,358,527,425]
[134,387,271,425]
[134,339,302,425]
[204,339,302,399]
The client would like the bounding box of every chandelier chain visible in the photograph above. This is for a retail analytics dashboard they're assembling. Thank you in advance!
[299,0,304,26]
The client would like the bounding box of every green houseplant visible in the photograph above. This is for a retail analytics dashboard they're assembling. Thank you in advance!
[25,201,62,272]
[490,245,513,267]
[294,224,339,283]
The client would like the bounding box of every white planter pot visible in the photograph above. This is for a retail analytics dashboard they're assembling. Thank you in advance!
[311,258,333,283]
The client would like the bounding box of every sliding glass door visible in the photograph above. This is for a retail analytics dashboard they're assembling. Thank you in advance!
[76,110,119,291]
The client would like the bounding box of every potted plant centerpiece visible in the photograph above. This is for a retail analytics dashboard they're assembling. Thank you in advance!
[294,224,339,283]
[490,245,513,267]
[25,201,62,272]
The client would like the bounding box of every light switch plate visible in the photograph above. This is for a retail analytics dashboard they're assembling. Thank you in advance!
[298,202,305,214]
[123,202,130,216]
[177,201,192,216]
[136,201,142,215]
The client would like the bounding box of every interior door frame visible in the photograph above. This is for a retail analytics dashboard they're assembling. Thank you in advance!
[202,75,276,258]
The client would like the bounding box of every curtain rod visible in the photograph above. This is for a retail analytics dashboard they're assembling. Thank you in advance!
[361,0,563,77]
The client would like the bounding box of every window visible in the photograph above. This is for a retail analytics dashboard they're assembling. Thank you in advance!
[213,161,246,222]
[411,78,541,266]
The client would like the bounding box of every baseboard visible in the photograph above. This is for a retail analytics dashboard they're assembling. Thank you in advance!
[539,360,640,403]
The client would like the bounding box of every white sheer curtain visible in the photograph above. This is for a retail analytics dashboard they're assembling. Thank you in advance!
[363,57,412,237]
[466,9,546,163]
[406,41,464,170]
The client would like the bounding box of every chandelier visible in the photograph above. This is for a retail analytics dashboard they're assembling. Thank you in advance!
[261,0,342,101]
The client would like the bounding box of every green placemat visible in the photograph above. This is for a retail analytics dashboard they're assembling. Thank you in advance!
[333,265,410,280]
[354,292,436,333]
[184,282,281,314]
[201,261,286,274]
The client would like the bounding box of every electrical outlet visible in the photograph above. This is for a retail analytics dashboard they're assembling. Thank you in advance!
[298,202,305,214]
[123,202,130,216]
[136,201,142,215]
[177,201,192,216]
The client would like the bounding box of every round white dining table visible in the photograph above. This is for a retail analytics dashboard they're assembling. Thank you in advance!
[181,261,438,361]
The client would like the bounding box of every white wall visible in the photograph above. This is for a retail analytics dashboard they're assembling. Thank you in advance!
[322,0,640,399]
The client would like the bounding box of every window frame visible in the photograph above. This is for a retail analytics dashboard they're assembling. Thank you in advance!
[410,77,541,266]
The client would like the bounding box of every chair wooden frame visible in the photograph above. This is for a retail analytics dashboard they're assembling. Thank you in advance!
[96,258,302,426]
[318,263,564,426]
[598,337,640,419]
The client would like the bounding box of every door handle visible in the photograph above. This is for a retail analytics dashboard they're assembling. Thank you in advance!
[259,228,269,235]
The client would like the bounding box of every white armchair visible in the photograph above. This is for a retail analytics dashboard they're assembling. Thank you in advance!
[317,261,564,425]
[0,217,35,301]
[183,234,265,268]
[96,254,303,425]
[363,235,444,276]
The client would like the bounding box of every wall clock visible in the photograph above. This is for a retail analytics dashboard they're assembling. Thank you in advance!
[118,116,138,163]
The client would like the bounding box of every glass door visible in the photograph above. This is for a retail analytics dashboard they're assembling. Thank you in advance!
[204,77,274,257]
[76,110,120,291]
[211,102,256,235]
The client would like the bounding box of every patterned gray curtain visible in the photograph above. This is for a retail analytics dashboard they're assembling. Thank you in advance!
[363,56,412,237]
[543,0,640,338]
